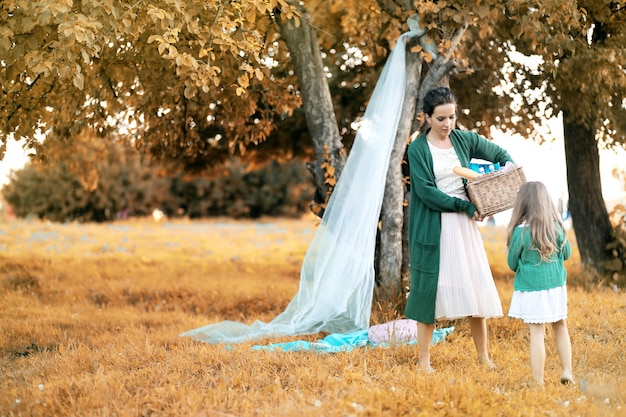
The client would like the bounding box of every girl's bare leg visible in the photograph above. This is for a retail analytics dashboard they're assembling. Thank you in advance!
[417,321,435,370]
[528,323,546,384]
[468,317,493,366]
[551,319,574,384]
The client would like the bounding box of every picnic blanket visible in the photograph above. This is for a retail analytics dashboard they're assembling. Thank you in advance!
[252,320,454,353]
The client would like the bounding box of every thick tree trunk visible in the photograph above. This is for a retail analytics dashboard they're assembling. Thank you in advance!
[562,111,612,277]
[277,5,345,211]
[375,37,422,308]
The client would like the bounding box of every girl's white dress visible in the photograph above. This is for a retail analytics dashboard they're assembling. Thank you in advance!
[508,285,568,323]
[428,143,503,320]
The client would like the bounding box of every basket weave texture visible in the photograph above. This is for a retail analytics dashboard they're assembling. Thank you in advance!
[466,165,526,217]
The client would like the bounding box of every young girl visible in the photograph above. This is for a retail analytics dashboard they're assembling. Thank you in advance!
[506,181,574,385]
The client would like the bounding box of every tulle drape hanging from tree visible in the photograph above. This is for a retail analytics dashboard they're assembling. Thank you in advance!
[180,29,420,344]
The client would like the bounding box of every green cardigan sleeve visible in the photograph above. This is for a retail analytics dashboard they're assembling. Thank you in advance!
[450,130,513,168]
[560,230,572,261]
[407,135,477,217]
[408,129,514,218]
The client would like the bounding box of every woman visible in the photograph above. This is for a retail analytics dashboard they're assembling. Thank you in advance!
[405,86,513,370]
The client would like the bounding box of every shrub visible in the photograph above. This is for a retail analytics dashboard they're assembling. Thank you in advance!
[168,158,314,219]
[2,146,314,222]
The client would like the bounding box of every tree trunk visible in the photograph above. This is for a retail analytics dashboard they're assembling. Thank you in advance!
[375,37,422,308]
[277,4,345,212]
[562,111,612,277]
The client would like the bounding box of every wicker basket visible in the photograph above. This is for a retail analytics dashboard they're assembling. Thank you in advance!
[465,165,526,217]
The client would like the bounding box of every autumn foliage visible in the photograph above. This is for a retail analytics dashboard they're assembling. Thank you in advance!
[1,216,624,416]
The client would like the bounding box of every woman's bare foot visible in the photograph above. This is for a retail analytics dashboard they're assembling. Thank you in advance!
[480,358,497,369]
[531,379,545,388]
[417,357,434,372]
[417,363,435,373]
[478,355,496,369]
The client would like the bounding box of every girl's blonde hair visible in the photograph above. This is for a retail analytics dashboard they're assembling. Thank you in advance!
[506,181,566,262]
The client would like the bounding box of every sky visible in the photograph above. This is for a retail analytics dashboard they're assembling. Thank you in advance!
[489,130,625,225]
[492,126,625,203]
[0,139,32,187]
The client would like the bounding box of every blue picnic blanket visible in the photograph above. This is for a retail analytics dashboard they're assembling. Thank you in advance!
[251,326,454,353]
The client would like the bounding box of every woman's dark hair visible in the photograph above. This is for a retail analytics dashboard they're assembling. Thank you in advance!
[422,87,456,116]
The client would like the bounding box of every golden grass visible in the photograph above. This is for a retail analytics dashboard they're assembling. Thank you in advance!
[1,216,624,417]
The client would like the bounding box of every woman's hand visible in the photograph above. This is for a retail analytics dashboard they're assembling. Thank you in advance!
[472,211,484,222]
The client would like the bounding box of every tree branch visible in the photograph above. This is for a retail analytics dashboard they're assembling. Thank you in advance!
[415,21,467,110]
[442,23,468,62]
[416,59,457,110]
[394,0,413,10]
[376,0,403,17]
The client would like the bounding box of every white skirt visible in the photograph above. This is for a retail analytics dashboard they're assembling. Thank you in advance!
[508,285,568,324]
[434,211,503,320]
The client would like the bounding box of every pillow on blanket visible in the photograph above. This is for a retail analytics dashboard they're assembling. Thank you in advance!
[368,319,418,344]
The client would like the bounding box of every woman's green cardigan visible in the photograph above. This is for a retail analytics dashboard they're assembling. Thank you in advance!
[404,129,513,324]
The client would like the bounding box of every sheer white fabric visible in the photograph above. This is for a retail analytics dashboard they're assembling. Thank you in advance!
[179,30,420,344]
[435,212,503,320]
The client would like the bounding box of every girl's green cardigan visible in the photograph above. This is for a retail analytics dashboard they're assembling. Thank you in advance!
[404,129,513,324]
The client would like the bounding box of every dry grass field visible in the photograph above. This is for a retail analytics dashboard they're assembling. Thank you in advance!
[1,215,624,417]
